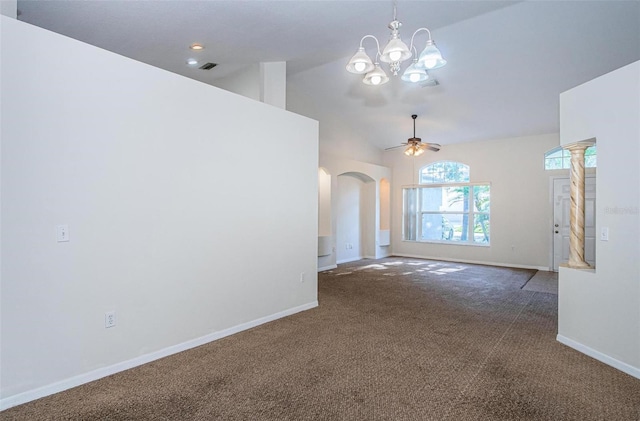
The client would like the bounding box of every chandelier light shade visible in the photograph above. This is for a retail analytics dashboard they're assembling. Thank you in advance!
[346,2,446,85]
[400,58,429,83]
[379,20,412,64]
[416,39,447,70]
[345,47,375,74]
[363,63,390,86]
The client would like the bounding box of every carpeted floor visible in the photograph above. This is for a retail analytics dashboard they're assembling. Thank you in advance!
[522,271,558,294]
[2,257,639,420]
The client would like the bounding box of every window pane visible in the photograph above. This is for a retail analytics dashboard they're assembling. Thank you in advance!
[473,185,490,212]
[585,146,597,168]
[545,157,563,170]
[420,161,469,184]
[403,188,418,241]
[544,145,596,170]
[421,213,464,242]
[473,214,490,243]
[421,186,469,212]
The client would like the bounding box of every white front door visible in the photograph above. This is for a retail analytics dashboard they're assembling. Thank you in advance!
[553,177,596,271]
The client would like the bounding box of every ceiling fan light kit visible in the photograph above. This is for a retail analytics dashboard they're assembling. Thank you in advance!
[386,115,441,157]
[346,2,446,85]
[404,143,426,157]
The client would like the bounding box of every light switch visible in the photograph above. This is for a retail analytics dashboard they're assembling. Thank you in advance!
[600,227,609,241]
[56,225,69,242]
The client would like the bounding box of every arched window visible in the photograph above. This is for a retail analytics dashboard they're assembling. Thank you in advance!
[420,161,469,183]
[545,145,596,170]
[404,161,490,245]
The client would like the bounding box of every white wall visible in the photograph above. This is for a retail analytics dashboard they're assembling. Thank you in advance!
[336,174,367,263]
[318,168,331,237]
[384,133,560,270]
[0,17,319,408]
[211,64,261,101]
[557,61,639,378]
[211,62,287,110]
[317,155,392,271]
[0,0,16,18]
[287,63,384,167]
[260,61,286,109]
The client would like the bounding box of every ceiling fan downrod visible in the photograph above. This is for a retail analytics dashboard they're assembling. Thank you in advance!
[409,114,421,144]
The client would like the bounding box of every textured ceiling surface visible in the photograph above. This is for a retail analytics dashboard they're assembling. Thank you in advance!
[16,1,640,150]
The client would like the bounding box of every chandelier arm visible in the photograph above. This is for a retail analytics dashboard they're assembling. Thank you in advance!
[408,27,433,51]
[359,34,382,56]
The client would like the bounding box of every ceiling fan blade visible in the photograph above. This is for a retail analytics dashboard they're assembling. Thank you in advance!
[426,143,441,152]
[384,144,406,151]
[385,142,411,151]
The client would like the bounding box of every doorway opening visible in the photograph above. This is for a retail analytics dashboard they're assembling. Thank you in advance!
[552,176,596,271]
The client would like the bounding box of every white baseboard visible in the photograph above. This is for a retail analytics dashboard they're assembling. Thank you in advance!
[318,264,337,272]
[0,301,319,411]
[393,253,550,271]
[556,334,640,380]
[336,256,363,264]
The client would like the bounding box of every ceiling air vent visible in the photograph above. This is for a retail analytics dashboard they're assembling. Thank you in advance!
[199,62,218,70]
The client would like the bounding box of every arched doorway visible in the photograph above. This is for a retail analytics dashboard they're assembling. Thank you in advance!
[336,172,375,264]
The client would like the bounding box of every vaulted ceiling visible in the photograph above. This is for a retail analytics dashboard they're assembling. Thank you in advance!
[16,1,640,151]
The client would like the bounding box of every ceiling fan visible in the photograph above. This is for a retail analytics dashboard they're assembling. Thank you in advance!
[386,114,441,156]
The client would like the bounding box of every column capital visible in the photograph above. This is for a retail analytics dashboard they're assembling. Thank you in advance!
[563,139,595,152]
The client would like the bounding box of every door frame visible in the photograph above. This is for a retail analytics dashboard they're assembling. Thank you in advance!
[548,174,596,271]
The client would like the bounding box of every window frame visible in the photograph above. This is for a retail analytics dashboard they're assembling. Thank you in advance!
[544,145,597,170]
[403,161,490,246]
[402,181,491,246]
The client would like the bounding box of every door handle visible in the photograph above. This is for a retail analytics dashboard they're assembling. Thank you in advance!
[554,224,559,227]
[555,230,559,234]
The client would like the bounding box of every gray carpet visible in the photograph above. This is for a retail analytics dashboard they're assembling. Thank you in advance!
[522,271,558,294]
[2,257,638,420]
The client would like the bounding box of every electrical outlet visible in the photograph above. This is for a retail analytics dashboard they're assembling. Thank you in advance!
[600,227,609,241]
[300,272,306,283]
[105,311,116,328]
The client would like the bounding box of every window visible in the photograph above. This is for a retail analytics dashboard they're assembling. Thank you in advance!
[545,145,596,170]
[403,162,490,245]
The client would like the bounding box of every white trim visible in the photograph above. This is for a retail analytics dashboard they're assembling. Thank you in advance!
[336,256,363,264]
[0,301,318,411]
[556,335,640,380]
[318,264,337,272]
[393,253,550,271]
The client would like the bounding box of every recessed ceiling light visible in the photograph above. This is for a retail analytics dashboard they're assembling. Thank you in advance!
[186,58,198,66]
[189,43,204,50]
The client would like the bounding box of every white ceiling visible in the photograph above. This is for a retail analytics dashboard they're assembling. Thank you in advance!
[16,1,640,151]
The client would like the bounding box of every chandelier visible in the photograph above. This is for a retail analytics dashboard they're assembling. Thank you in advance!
[346,3,446,86]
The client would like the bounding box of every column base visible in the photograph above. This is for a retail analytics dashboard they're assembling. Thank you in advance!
[561,261,593,270]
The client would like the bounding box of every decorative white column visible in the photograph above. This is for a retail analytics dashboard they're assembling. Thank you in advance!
[564,141,595,269]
